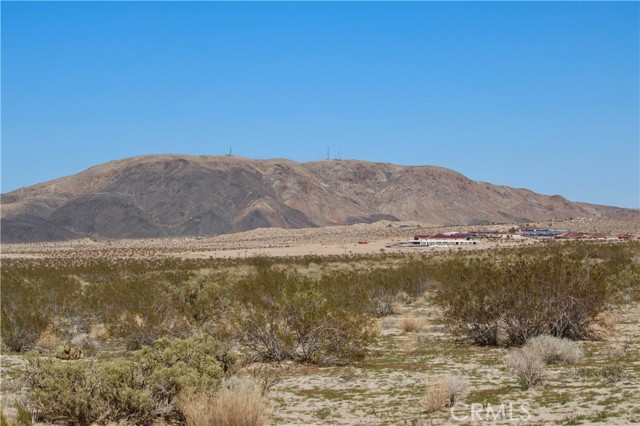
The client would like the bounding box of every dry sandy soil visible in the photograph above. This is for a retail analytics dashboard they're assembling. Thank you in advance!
[2,218,638,260]
[262,299,639,425]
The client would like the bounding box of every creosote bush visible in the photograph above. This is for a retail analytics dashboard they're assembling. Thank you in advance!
[433,245,622,346]
[1,274,80,352]
[232,268,374,363]
[25,336,227,425]
[86,277,191,350]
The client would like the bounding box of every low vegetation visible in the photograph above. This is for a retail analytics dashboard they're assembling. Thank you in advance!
[433,243,639,346]
[180,377,269,426]
[25,336,228,425]
[398,317,427,334]
[1,241,637,424]
[423,375,469,412]
[505,347,547,390]
[506,335,585,391]
[523,335,584,365]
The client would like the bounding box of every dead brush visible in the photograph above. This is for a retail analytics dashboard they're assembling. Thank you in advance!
[398,317,426,334]
[240,364,282,394]
[180,377,269,426]
[423,375,469,413]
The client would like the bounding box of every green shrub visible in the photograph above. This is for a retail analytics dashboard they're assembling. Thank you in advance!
[432,257,503,345]
[1,281,50,352]
[174,275,232,328]
[26,356,103,426]
[1,272,82,352]
[233,268,373,363]
[98,360,154,423]
[137,336,226,406]
[316,265,429,319]
[27,357,155,424]
[434,245,614,346]
[25,337,226,425]
[86,277,190,349]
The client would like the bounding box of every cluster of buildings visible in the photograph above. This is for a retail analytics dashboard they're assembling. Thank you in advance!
[517,228,636,241]
[411,232,478,247]
[386,228,636,249]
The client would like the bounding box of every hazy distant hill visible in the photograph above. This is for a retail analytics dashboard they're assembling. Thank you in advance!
[0,155,630,243]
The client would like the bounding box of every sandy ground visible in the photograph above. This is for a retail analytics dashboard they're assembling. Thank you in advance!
[3,218,636,260]
[265,300,640,425]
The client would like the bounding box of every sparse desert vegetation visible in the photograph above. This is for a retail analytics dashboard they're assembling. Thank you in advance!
[423,375,470,413]
[1,237,639,424]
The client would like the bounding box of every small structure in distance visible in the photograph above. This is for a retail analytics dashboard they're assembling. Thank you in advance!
[412,232,478,247]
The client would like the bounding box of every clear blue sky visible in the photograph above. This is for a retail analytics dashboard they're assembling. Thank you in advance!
[2,1,639,208]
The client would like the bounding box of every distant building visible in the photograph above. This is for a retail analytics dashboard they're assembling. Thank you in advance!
[555,232,635,241]
[413,233,477,247]
[555,232,586,240]
[615,233,635,241]
[519,229,569,238]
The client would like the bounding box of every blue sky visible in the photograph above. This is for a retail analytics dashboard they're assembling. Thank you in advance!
[2,1,638,208]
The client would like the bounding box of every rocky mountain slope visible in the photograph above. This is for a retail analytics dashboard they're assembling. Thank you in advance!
[0,155,629,243]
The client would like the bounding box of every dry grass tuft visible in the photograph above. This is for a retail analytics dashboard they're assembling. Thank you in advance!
[180,377,269,426]
[398,317,426,334]
[423,375,469,413]
[506,348,545,390]
[524,335,584,365]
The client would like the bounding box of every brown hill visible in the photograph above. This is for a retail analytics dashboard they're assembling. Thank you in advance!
[0,155,631,243]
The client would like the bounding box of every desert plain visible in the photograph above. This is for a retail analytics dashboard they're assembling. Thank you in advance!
[1,217,639,425]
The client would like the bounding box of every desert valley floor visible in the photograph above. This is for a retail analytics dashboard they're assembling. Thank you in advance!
[1,218,639,425]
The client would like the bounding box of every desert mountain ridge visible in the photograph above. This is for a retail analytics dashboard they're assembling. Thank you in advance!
[1,154,634,243]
